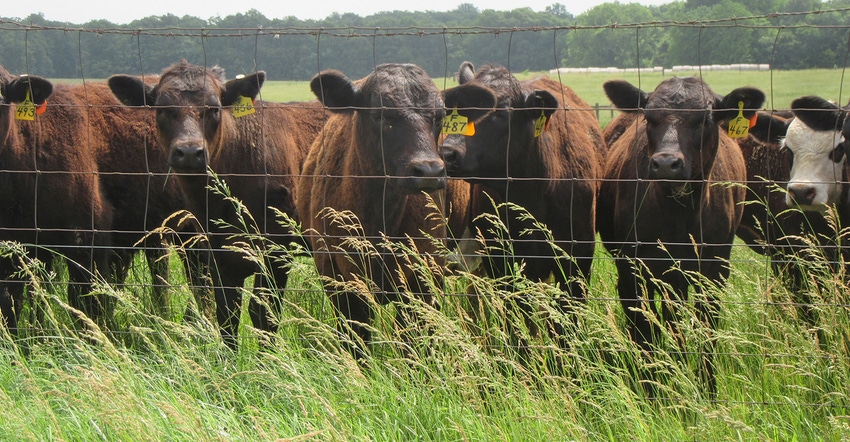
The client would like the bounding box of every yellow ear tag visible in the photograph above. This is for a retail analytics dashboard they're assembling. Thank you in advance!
[232,96,255,118]
[15,90,37,121]
[727,101,750,139]
[534,110,549,137]
[442,108,474,136]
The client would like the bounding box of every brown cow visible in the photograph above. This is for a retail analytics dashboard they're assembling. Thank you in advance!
[298,63,495,358]
[439,62,603,343]
[0,67,113,332]
[67,81,203,317]
[108,61,326,348]
[598,77,764,394]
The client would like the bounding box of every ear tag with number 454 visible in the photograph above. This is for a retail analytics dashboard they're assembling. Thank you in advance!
[232,96,255,118]
[441,108,475,136]
[727,101,756,139]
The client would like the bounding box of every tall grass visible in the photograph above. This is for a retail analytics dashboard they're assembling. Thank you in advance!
[1,172,849,440]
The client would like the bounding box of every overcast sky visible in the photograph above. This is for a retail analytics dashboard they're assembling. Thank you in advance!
[3,0,674,24]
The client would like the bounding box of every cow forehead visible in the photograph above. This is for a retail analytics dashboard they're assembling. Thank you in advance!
[157,68,221,96]
[362,64,443,108]
[648,77,713,110]
[783,118,844,155]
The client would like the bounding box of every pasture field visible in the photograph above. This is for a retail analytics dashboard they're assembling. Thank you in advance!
[3,69,849,440]
[256,68,850,127]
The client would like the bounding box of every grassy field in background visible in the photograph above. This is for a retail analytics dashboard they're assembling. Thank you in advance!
[11,68,849,439]
[59,68,849,127]
[257,68,850,127]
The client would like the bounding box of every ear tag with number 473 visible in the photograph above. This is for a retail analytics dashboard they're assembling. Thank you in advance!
[727,101,754,139]
[232,96,256,118]
[15,90,39,121]
[534,110,550,137]
[441,108,475,136]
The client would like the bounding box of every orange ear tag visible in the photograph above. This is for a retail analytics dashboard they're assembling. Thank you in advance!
[748,113,758,128]
[36,100,47,115]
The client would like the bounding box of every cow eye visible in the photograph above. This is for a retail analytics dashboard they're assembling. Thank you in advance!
[830,142,847,163]
[205,106,220,118]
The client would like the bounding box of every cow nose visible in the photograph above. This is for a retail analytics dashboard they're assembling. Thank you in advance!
[407,160,446,191]
[787,184,817,207]
[169,144,207,172]
[649,153,684,179]
[440,147,459,166]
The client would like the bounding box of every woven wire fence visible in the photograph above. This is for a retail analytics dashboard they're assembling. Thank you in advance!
[1,7,850,405]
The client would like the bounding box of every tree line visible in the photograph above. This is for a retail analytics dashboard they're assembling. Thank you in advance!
[0,0,848,81]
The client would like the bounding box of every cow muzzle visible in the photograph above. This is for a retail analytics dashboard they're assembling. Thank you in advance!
[169,144,208,173]
[786,182,829,211]
[649,152,687,180]
[401,159,447,192]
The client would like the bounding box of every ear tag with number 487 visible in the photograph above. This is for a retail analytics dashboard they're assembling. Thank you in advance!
[534,110,550,137]
[15,90,38,121]
[232,96,256,118]
[727,101,752,139]
[441,108,475,136]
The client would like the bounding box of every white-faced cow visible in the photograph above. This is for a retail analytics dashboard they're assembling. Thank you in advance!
[598,77,764,393]
[109,61,326,348]
[298,63,495,358]
[787,96,849,209]
[439,62,603,343]
[0,67,113,332]
[734,111,849,328]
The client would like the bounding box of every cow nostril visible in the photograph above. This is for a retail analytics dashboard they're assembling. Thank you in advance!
[804,188,816,201]
[670,158,682,171]
[441,149,457,163]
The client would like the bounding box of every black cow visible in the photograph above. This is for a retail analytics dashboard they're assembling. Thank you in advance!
[598,77,764,394]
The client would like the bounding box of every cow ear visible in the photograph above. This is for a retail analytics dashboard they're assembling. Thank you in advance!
[457,61,475,85]
[443,82,496,122]
[713,87,765,123]
[791,95,844,132]
[310,70,359,112]
[603,80,647,112]
[221,71,266,106]
[522,90,558,121]
[746,112,791,144]
[3,75,53,104]
[108,75,156,107]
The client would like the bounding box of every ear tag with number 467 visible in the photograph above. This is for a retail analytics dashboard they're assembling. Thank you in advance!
[15,90,38,121]
[534,110,550,137]
[727,101,754,139]
[232,96,255,118]
[442,108,475,136]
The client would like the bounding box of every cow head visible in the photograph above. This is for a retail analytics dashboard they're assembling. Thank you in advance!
[311,63,494,193]
[604,77,764,182]
[108,60,264,173]
[0,66,52,115]
[783,96,849,210]
[440,62,558,179]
